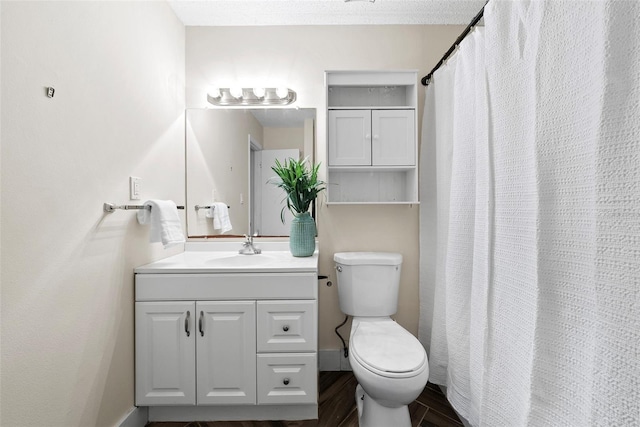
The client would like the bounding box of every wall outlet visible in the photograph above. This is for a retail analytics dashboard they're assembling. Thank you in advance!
[129,176,141,200]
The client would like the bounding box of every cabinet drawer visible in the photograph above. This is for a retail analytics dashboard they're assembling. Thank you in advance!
[257,301,317,352]
[257,353,317,405]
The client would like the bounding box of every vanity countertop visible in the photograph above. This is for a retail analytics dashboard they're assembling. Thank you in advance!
[135,241,318,274]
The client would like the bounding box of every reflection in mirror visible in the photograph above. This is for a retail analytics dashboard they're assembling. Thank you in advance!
[186,108,315,238]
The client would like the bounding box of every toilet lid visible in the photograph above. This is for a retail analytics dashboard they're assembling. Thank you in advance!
[351,321,426,376]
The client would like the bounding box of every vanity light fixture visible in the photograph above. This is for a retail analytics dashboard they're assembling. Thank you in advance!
[207,87,297,106]
[229,87,243,99]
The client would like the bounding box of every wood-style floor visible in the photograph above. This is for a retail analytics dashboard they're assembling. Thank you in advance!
[146,371,463,427]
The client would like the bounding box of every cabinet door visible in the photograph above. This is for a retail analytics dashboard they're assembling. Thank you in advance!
[328,110,372,166]
[372,109,415,166]
[135,301,196,406]
[196,301,256,405]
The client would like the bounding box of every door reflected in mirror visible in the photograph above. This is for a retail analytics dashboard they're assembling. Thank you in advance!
[186,108,315,237]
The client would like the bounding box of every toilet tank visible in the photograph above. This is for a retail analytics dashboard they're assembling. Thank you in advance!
[334,252,403,317]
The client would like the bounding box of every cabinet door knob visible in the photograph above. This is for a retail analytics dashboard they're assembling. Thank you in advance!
[282,325,290,332]
[199,311,204,337]
[283,378,290,386]
[185,311,191,337]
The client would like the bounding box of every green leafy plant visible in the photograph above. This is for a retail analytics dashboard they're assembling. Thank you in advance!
[269,157,326,223]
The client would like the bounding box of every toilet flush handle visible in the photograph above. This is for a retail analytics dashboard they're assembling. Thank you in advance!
[336,265,342,272]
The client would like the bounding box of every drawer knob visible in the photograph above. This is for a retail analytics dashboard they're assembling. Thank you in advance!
[282,325,290,332]
[283,378,290,386]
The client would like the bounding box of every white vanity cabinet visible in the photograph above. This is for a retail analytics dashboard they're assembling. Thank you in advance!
[134,248,319,422]
[326,70,419,204]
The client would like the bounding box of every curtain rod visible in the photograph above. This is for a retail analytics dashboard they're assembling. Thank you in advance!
[421,2,488,86]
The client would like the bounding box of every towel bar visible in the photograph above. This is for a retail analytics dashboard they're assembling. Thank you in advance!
[195,204,231,211]
[103,202,185,213]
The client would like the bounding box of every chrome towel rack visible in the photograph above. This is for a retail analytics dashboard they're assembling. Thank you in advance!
[103,203,185,213]
[195,204,230,212]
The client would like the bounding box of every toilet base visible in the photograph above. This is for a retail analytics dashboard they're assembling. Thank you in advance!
[355,384,411,427]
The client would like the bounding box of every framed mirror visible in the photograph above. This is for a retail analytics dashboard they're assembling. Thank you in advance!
[185,108,316,237]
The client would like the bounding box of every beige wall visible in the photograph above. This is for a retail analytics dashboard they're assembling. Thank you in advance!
[1,2,185,426]
[263,127,305,155]
[185,25,463,349]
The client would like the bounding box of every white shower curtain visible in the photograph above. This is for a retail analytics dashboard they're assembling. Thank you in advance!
[419,1,640,426]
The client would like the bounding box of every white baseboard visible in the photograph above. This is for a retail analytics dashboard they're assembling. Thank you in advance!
[319,349,351,371]
[149,404,317,421]
[340,352,352,371]
[117,406,148,427]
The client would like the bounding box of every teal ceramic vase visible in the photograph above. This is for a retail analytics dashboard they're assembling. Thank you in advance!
[289,212,316,257]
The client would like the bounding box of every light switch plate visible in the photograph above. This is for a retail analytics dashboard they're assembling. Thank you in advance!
[129,176,141,200]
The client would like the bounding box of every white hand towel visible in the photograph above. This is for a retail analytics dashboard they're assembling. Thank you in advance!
[206,202,232,234]
[136,200,185,248]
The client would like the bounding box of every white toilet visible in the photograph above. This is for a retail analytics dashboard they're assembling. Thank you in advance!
[334,252,429,427]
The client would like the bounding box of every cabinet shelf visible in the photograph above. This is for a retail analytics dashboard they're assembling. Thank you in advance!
[328,106,415,110]
[326,201,420,206]
[328,165,416,172]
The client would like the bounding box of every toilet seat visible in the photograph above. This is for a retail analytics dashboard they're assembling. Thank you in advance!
[351,320,427,379]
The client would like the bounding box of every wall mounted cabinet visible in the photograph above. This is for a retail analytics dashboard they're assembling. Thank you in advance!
[326,70,418,204]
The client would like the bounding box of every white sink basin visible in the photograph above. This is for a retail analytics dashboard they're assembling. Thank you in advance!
[204,254,275,267]
[134,242,318,273]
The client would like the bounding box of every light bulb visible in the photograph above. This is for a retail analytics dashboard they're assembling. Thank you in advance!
[253,88,265,98]
[229,87,243,99]
[276,87,289,99]
[209,87,221,98]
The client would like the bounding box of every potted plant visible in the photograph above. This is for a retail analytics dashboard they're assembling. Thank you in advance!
[270,157,325,257]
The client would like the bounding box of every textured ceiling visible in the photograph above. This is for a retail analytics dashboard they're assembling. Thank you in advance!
[169,0,486,26]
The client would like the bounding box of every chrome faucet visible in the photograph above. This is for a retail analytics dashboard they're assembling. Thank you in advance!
[239,234,261,255]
